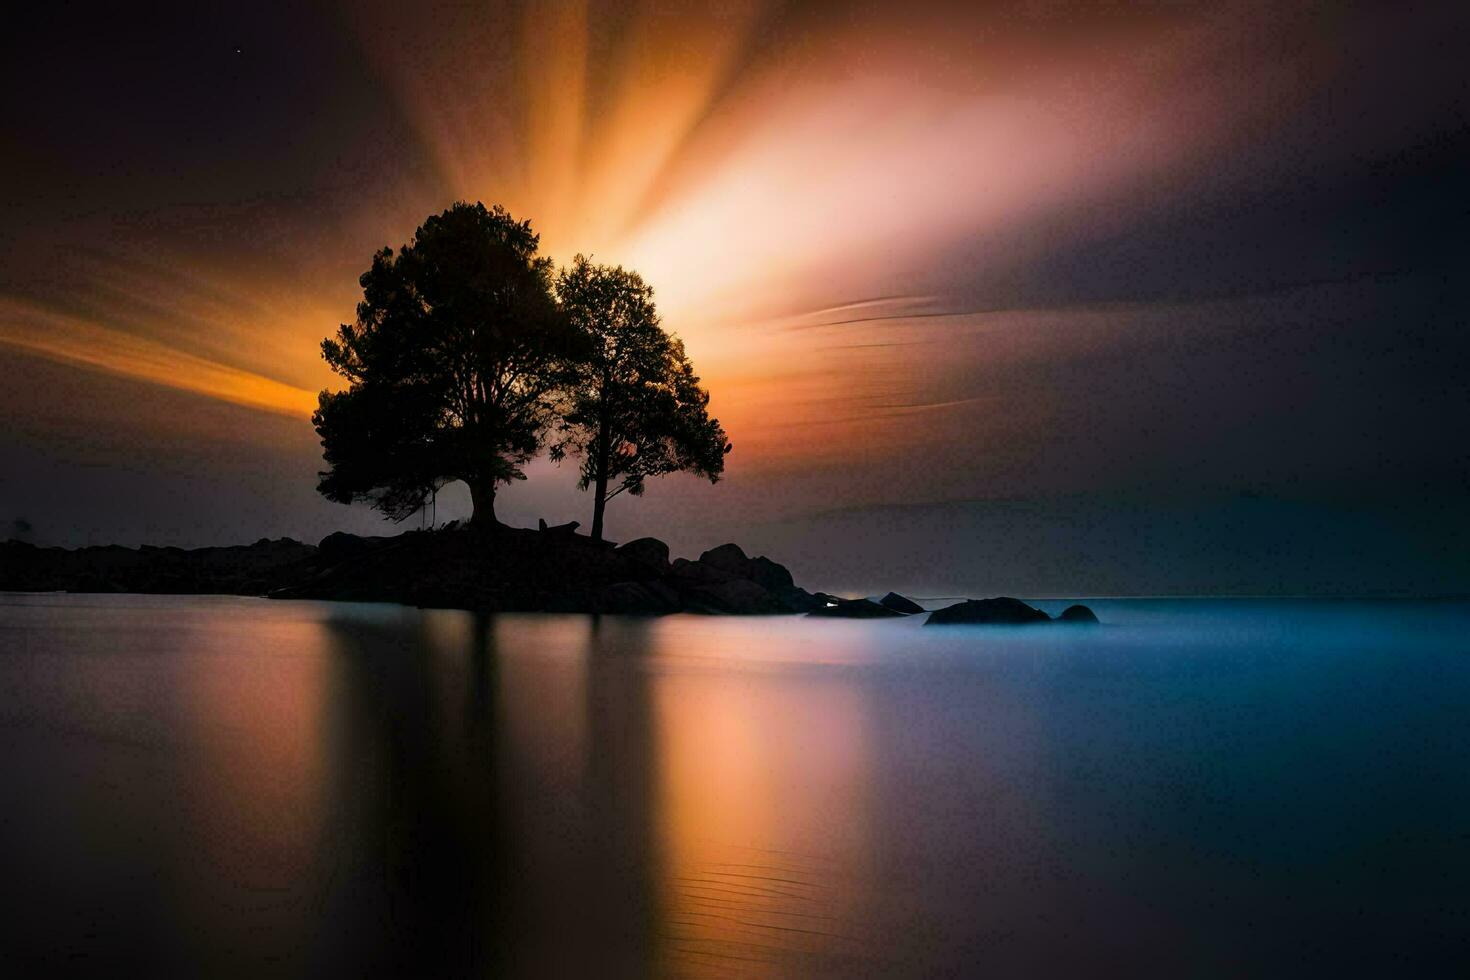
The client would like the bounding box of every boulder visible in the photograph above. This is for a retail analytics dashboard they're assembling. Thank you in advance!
[681,577,789,615]
[1058,604,1099,624]
[925,597,1052,626]
[748,556,796,593]
[589,580,682,615]
[697,543,798,593]
[615,536,671,574]
[878,591,924,615]
[778,588,828,613]
[317,531,376,562]
[808,597,905,619]
[698,543,751,575]
[668,557,732,584]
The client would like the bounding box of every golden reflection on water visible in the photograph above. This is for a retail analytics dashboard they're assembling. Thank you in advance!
[641,618,877,977]
[413,610,886,976]
[652,678,873,976]
[8,597,1469,974]
[0,599,1063,974]
[163,605,334,959]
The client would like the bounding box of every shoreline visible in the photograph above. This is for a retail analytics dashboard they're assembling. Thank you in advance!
[0,528,1097,624]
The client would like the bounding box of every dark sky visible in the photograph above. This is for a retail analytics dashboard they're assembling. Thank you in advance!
[2,1,1467,595]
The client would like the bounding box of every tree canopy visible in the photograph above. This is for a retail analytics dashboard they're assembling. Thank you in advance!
[313,202,583,524]
[551,256,730,541]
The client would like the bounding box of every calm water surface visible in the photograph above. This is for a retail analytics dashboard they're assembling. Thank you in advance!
[0,594,1466,976]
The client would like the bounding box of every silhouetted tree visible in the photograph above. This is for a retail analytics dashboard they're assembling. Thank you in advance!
[314,202,581,525]
[551,256,730,541]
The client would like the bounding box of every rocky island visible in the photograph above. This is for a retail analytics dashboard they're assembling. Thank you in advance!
[1,524,1096,624]
[4,203,1110,626]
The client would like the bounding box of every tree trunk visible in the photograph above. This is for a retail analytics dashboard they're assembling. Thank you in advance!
[590,469,609,542]
[590,394,613,542]
[468,479,498,527]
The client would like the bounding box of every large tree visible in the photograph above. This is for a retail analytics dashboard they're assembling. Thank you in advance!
[551,256,730,541]
[314,202,581,525]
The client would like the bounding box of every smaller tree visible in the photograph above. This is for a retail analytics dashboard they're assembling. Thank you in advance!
[552,256,730,541]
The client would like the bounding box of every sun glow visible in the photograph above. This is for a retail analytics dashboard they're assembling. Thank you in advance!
[2,1,1320,478]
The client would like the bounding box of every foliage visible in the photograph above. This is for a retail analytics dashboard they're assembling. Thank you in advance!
[313,202,582,523]
[551,256,730,539]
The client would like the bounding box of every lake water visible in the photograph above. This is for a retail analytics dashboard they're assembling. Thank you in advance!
[0,593,1466,976]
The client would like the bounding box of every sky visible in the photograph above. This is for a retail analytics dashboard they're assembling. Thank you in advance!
[2,0,1467,595]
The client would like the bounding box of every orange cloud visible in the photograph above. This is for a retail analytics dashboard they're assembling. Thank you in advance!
[0,299,317,418]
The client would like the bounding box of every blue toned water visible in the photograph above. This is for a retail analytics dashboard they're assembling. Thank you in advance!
[0,594,1466,976]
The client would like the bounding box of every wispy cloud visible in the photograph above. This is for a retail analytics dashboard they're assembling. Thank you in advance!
[0,299,317,417]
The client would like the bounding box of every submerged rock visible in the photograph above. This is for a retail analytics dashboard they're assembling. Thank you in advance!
[878,591,924,615]
[1058,604,1100,623]
[808,597,905,619]
[925,597,1051,626]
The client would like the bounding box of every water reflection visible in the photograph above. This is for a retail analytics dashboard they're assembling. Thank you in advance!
[168,617,331,966]
[1,595,1467,976]
[651,650,874,975]
[307,608,665,976]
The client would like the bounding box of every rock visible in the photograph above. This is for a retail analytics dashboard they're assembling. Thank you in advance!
[1058,604,1099,624]
[3,524,826,617]
[660,552,808,613]
[698,542,751,574]
[615,536,671,574]
[2,536,318,596]
[808,597,905,619]
[878,591,924,614]
[680,549,813,612]
[681,577,789,615]
[318,531,376,562]
[668,556,731,584]
[777,588,827,613]
[748,556,796,593]
[589,580,681,615]
[697,543,797,593]
[925,597,1052,626]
